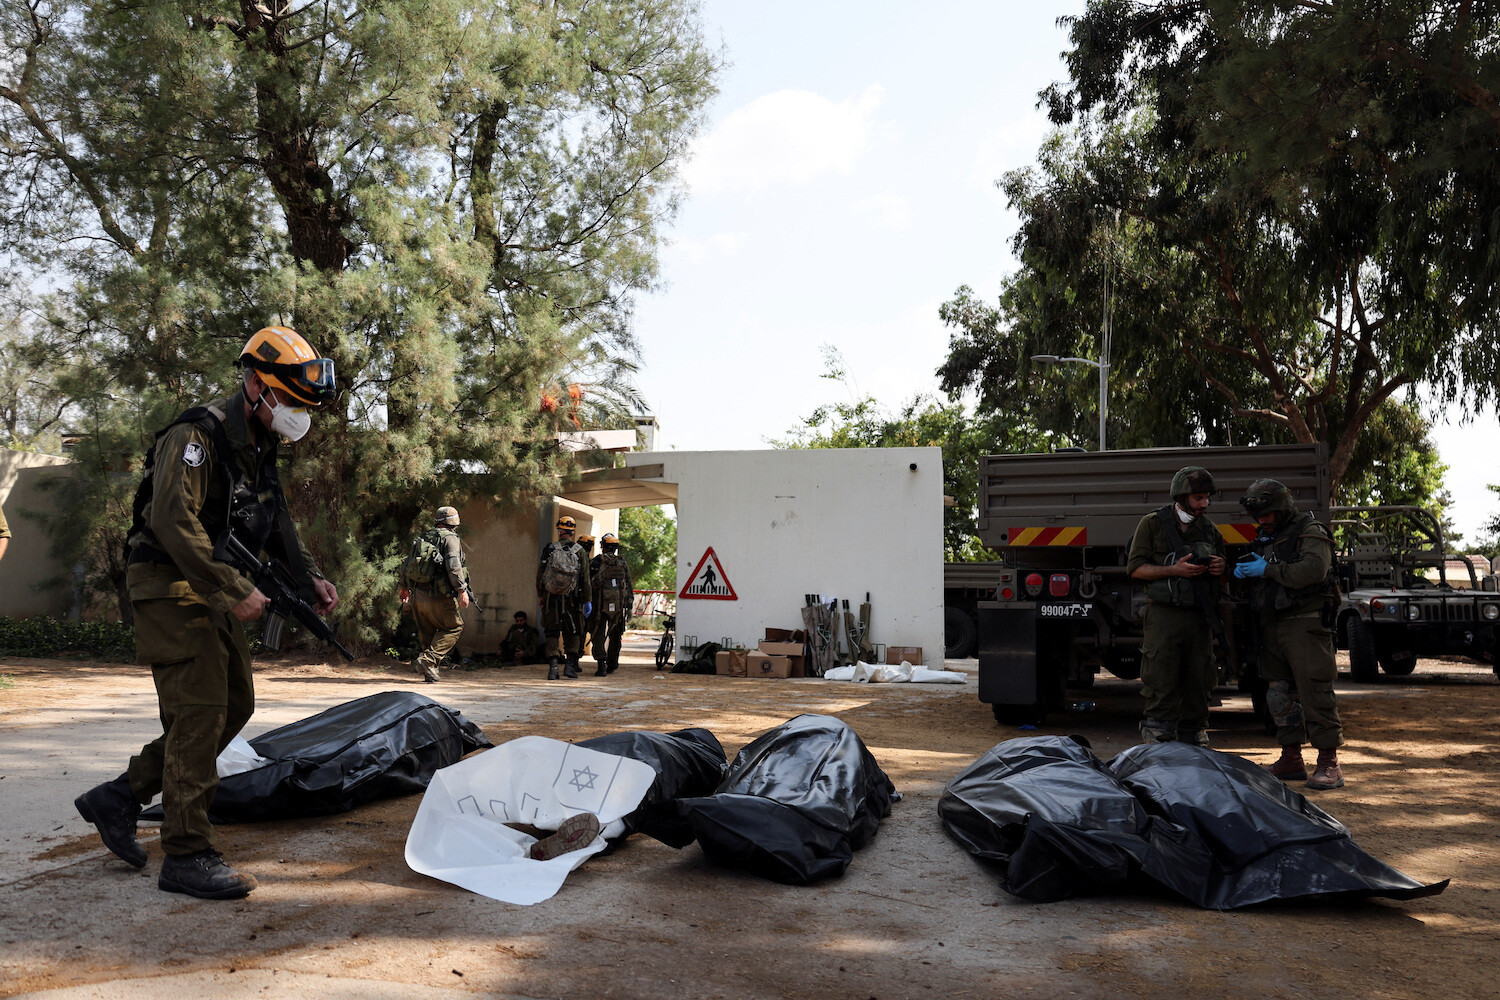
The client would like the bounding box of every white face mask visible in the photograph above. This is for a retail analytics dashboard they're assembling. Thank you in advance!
[1176,505,1196,524]
[257,389,311,442]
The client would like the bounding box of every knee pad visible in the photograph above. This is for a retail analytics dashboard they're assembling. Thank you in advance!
[1139,718,1177,743]
[1265,680,1304,729]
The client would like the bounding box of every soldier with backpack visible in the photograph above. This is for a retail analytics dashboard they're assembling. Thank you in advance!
[399,505,471,683]
[590,532,633,676]
[537,514,592,679]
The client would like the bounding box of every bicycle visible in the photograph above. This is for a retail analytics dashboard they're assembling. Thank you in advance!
[655,613,675,670]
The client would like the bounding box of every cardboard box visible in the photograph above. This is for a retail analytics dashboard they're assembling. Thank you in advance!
[886,646,923,666]
[746,651,793,679]
[764,627,807,643]
[757,641,807,678]
[715,649,748,677]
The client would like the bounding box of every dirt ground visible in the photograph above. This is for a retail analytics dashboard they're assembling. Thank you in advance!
[1,637,1496,1000]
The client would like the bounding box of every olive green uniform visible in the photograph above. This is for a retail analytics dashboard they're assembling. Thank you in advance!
[125,391,321,857]
[1249,514,1343,750]
[0,503,10,539]
[402,528,468,678]
[1127,508,1226,740]
[590,551,633,672]
[500,623,541,663]
[537,540,591,659]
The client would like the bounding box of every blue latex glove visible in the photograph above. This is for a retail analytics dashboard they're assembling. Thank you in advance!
[583,602,593,618]
[1234,553,1267,579]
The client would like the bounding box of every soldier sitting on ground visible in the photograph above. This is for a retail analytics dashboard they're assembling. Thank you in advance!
[500,611,542,665]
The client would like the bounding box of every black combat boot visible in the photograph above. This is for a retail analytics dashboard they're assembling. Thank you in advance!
[74,774,147,869]
[547,658,561,680]
[158,849,257,900]
[563,655,581,679]
[594,659,608,677]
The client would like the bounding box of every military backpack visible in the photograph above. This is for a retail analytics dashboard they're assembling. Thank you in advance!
[403,528,452,594]
[540,541,582,596]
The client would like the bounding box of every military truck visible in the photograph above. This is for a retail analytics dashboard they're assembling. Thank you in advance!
[974,444,1328,723]
[1331,505,1500,680]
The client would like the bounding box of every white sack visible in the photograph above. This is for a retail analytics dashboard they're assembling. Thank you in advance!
[216,735,270,777]
[823,660,966,685]
[907,664,967,684]
[404,735,656,905]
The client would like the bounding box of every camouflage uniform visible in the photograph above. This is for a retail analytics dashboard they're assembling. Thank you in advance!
[123,390,322,857]
[1127,507,1226,743]
[590,550,633,674]
[402,526,468,681]
[1249,513,1343,751]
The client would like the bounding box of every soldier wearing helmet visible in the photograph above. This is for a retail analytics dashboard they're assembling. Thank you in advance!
[74,325,339,902]
[589,531,633,676]
[1126,466,1227,746]
[399,505,471,682]
[536,514,592,679]
[1235,478,1345,789]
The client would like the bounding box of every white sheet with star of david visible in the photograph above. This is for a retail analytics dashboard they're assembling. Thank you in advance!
[404,735,656,904]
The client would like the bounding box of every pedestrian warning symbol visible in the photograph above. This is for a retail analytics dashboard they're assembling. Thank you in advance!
[679,547,737,601]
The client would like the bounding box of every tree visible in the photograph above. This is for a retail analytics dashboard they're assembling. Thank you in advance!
[777,348,1058,560]
[0,0,717,644]
[618,504,675,592]
[940,3,1498,497]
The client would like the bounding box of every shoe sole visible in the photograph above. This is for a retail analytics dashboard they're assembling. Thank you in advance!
[529,813,601,861]
[1306,778,1344,790]
[158,875,255,900]
[74,794,147,869]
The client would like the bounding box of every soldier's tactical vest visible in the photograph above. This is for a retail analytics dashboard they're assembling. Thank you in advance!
[126,406,298,578]
[593,552,631,614]
[1251,511,1339,616]
[1143,505,1219,608]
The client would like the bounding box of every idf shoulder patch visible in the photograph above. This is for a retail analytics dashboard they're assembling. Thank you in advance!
[182,442,206,468]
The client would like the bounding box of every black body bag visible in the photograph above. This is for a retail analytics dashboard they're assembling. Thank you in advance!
[576,727,729,847]
[676,713,899,885]
[143,690,492,823]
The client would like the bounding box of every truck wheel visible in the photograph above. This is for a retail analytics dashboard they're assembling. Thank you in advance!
[944,607,978,659]
[1347,617,1380,683]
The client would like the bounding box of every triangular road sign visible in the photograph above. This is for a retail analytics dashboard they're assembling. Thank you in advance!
[679,546,738,601]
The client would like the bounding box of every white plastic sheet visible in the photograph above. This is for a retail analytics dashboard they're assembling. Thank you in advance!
[823,660,966,685]
[215,735,270,777]
[404,735,657,905]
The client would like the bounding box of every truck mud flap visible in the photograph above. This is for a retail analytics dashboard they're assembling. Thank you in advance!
[978,603,1057,716]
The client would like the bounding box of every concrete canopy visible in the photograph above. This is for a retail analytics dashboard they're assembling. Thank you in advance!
[557,463,678,510]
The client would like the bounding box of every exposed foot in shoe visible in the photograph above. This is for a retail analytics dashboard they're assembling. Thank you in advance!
[528,813,602,861]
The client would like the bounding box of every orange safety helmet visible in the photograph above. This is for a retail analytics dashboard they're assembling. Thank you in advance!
[239,326,337,409]
[556,515,577,531]
[601,532,619,546]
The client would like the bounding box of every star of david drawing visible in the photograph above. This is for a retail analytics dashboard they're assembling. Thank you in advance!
[568,766,599,792]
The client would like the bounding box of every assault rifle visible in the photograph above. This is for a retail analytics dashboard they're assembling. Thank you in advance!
[216,532,355,661]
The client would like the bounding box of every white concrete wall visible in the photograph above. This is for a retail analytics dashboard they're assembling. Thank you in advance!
[626,447,944,664]
[0,450,76,617]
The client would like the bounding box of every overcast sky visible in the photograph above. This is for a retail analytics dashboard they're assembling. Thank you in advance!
[629,0,1500,543]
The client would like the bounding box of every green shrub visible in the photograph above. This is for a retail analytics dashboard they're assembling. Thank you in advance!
[0,616,135,659]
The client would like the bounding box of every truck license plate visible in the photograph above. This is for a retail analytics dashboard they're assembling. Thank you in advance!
[1039,602,1091,619]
